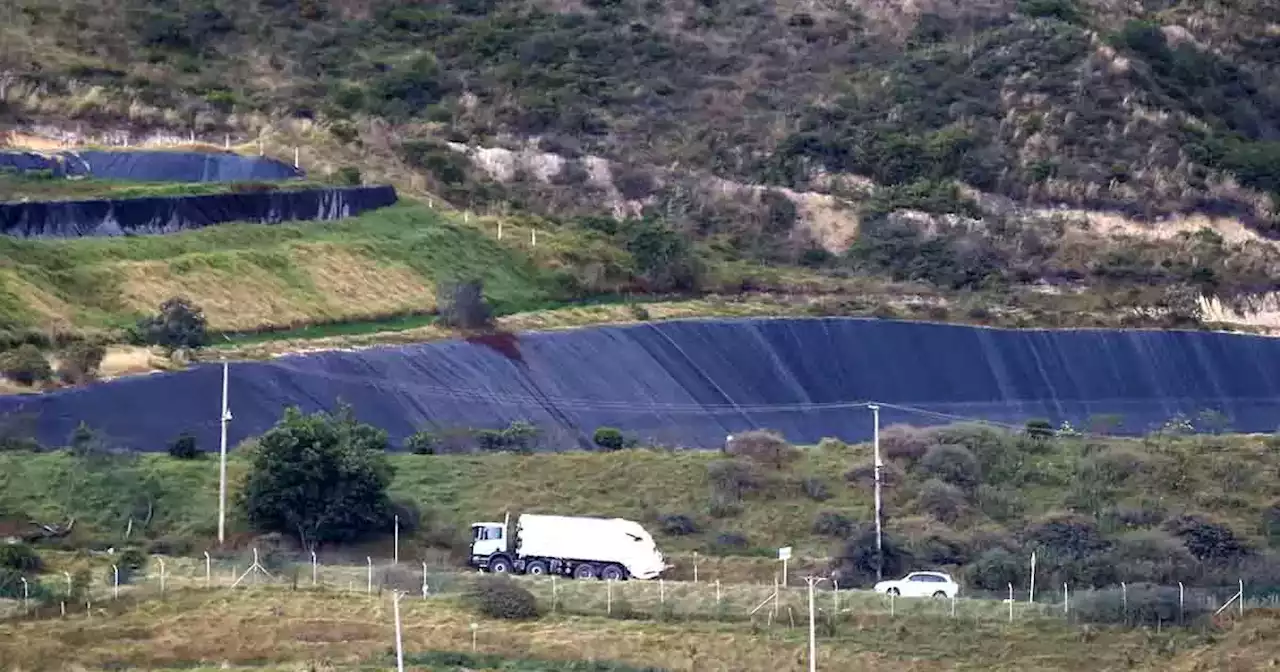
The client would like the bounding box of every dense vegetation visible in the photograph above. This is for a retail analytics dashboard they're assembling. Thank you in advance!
[3,0,1280,340]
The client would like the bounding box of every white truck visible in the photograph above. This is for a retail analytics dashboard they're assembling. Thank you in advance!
[469,513,670,580]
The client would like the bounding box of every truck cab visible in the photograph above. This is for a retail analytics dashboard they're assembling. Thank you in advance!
[470,522,507,569]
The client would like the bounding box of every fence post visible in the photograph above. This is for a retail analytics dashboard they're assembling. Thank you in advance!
[20,577,28,613]
[394,516,400,566]
[1240,579,1245,618]
[693,552,699,584]
[660,578,665,605]
[832,580,838,617]
[1007,583,1013,623]
[422,562,428,598]
[312,551,318,586]
[367,557,373,594]
[113,565,120,599]
[552,575,558,613]
[1178,582,1184,625]
[204,552,211,588]
[607,579,613,615]
[392,591,405,672]
[158,558,166,594]
[716,579,721,606]
[1121,582,1127,624]
[1063,583,1069,620]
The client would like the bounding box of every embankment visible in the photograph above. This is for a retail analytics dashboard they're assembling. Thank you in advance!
[1,149,301,182]
[0,185,398,237]
[3,317,1279,450]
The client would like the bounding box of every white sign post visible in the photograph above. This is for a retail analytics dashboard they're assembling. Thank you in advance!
[778,547,793,587]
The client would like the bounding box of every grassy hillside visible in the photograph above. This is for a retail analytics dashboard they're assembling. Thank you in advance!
[4,0,1280,335]
[3,425,1278,591]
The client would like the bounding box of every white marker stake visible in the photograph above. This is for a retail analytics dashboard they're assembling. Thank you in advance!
[367,557,373,594]
[393,592,405,672]
[422,562,429,598]
[204,552,211,588]
[394,516,400,566]
[312,550,318,586]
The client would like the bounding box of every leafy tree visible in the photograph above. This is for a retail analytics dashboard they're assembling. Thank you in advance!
[405,430,440,455]
[593,426,625,451]
[437,279,494,330]
[0,344,52,386]
[240,406,396,549]
[920,444,981,492]
[168,432,200,459]
[135,297,210,353]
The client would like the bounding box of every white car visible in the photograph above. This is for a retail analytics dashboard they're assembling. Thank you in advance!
[873,571,960,599]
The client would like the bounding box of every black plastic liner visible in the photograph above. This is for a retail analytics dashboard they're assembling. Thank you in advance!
[61,150,302,182]
[0,185,398,237]
[1,317,1278,452]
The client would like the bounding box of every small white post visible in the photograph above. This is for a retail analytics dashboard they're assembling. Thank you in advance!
[60,602,65,617]
[158,558,166,594]
[1240,579,1245,617]
[470,622,478,652]
[531,229,537,247]
[607,579,613,615]
[224,134,230,150]
[20,576,28,611]
[950,594,956,618]
[189,130,195,143]
[1028,551,1036,604]
[693,552,699,584]
[464,211,470,224]
[552,575,558,612]
[204,552,211,588]
[113,565,120,599]
[367,557,373,594]
[394,515,400,566]
[889,591,895,617]
[1007,583,1013,623]
[258,139,264,156]
[660,578,665,605]
[497,220,503,240]
[1063,583,1069,618]
[311,550,318,586]
[832,580,838,616]
[1178,581,1184,623]
[294,146,300,168]
[782,558,788,587]
[393,591,405,672]
[804,577,821,672]
[422,562,429,598]
[716,579,721,605]
[64,572,72,597]
[1121,582,1127,619]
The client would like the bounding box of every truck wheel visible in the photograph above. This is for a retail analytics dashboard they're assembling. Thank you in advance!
[526,560,549,576]
[488,555,512,574]
[573,563,597,580]
[601,564,626,581]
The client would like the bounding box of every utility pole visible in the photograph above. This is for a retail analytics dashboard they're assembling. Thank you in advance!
[869,403,882,581]
[217,361,232,545]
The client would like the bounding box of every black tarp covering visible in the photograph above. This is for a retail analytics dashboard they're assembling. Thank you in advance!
[0,151,64,175]
[2,317,1280,452]
[61,150,302,182]
[0,185,398,237]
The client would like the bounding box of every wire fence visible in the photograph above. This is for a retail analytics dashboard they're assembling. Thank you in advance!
[2,550,1271,632]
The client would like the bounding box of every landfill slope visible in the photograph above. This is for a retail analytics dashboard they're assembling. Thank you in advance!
[2,317,1279,451]
[1,149,301,182]
[0,185,398,237]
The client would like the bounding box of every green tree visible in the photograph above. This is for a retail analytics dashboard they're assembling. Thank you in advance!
[135,296,210,353]
[0,344,52,387]
[240,406,395,549]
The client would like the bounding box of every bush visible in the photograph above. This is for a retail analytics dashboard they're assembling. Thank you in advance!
[1024,418,1054,439]
[833,529,913,587]
[1025,514,1110,559]
[800,477,831,501]
[725,430,799,470]
[1265,502,1280,548]
[437,279,493,330]
[593,427,625,451]
[916,478,969,524]
[134,297,209,352]
[920,444,981,491]
[707,459,762,502]
[880,424,932,464]
[710,532,749,554]
[333,166,362,185]
[1164,515,1250,564]
[658,514,699,536]
[55,341,106,384]
[1104,503,1166,530]
[976,485,1025,523]
[0,344,52,386]
[1108,530,1198,585]
[812,511,856,538]
[966,548,1022,591]
[469,576,541,620]
[1073,583,1211,626]
[844,461,905,488]
[913,532,970,566]
[111,547,149,584]
[405,430,440,455]
[1080,447,1150,486]
[0,543,42,573]
[167,432,200,459]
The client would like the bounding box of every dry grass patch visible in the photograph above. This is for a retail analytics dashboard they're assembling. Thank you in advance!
[116,257,313,331]
[0,269,77,328]
[291,243,435,316]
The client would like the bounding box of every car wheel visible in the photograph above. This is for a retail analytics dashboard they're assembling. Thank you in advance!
[488,555,511,574]
[601,564,626,581]
[932,591,948,599]
[573,563,597,580]
[887,588,900,597]
[526,560,549,576]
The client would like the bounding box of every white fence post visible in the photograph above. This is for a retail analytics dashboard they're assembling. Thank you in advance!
[393,591,405,672]
[366,557,373,594]
[158,558,166,594]
[204,552,211,588]
[422,562,429,598]
[112,565,119,599]
[1007,583,1013,623]
[312,551,318,586]
[394,516,400,566]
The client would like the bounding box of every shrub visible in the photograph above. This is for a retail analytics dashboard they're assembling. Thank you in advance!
[0,345,52,386]
[0,568,27,599]
[167,432,200,459]
[707,459,762,501]
[916,478,969,524]
[55,341,106,384]
[593,427,625,451]
[437,279,493,330]
[912,532,970,566]
[725,430,799,470]
[844,461,904,488]
[800,477,831,501]
[134,297,209,352]
[812,511,856,538]
[1265,502,1280,548]
[469,576,540,620]
[833,529,913,587]
[880,424,933,464]
[1104,503,1166,530]
[1108,530,1198,585]
[976,485,1025,523]
[1024,514,1110,559]
[111,547,149,584]
[708,493,743,519]
[405,430,439,455]
[333,166,362,185]
[920,444,981,491]
[658,514,699,536]
[710,532,749,554]
[1080,447,1150,486]
[1024,418,1054,439]
[1073,583,1210,626]
[0,543,42,573]
[1164,515,1250,564]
